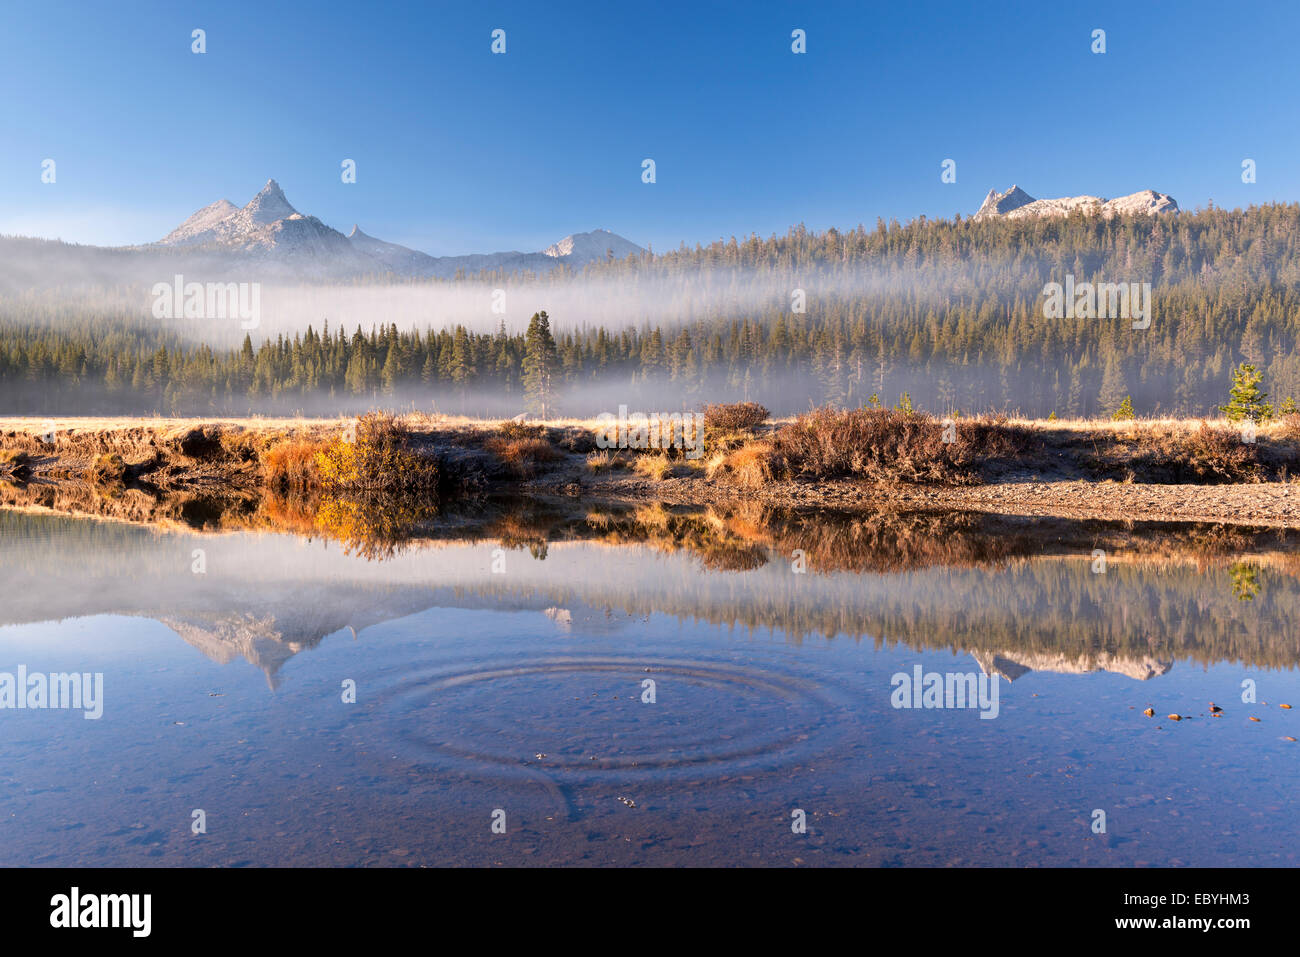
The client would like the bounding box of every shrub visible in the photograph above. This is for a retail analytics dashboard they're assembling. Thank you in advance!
[719,406,1033,486]
[1181,423,1261,482]
[703,402,770,433]
[496,419,546,441]
[633,453,673,481]
[0,449,30,469]
[263,438,324,490]
[485,436,560,478]
[713,442,777,488]
[315,412,439,491]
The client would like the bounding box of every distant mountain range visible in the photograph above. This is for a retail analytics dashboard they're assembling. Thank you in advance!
[140,178,644,279]
[974,184,1179,220]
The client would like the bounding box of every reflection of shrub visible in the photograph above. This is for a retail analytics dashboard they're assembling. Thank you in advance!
[704,402,769,433]
[1230,562,1261,602]
[485,436,560,478]
[86,452,126,484]
[315,413,439,491]
[314,493,439,560]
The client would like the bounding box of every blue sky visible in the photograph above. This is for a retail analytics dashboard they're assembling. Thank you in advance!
[1,0,1298,253]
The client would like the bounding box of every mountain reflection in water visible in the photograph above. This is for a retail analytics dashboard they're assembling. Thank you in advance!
[2,499,1299,867]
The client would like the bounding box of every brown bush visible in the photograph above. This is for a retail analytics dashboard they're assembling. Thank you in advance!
[703,402,770,433]
[1179,424,1261,482]
[263,438,324,491]
[486,436,561,478]
[759,407,1033,485]
[0,449,30,470]
[496,420,546,441]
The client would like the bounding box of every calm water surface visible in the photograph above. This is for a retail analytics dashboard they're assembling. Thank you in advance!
[1,505,1298,866]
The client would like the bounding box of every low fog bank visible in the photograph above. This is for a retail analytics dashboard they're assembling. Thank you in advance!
[0,239,1019,347]
[0,363,1177,420]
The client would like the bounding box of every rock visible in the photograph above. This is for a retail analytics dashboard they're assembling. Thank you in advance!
[974,185,1178,221]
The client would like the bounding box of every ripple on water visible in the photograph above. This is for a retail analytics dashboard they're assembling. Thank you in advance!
[371,654,856,785]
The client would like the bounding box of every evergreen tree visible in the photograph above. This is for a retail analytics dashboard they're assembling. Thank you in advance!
[522,311,559,417]
[1220,363,1273,421]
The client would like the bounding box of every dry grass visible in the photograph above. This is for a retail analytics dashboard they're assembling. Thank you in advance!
[711,442,776,488]
[485,436,561,478]
[586,449,615,473]
[262,438,325,490]
[632,453,674,481]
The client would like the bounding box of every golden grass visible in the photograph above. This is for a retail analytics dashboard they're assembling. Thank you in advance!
[632,453,674,481]
[712,442,776,488]
[585,449,615,473]
[262,438,325,490]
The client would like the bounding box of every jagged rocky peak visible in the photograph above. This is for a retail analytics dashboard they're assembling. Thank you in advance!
[243,178,298,224]
[975,185,1036,219]
[153,178,645,277]
[974,184,1179,221]
[161,198,238,245]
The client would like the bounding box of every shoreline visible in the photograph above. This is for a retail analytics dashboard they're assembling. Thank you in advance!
[2,413,1298,530]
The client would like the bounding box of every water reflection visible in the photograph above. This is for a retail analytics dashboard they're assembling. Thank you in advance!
[3,500,1299,687]
[3,499,1300,867]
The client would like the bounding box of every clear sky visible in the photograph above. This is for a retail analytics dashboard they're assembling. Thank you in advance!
[2,0,1297,254]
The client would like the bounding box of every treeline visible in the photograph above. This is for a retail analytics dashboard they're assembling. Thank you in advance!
[4,202,1300,416]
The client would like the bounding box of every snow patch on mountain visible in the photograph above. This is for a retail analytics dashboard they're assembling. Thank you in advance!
[543,228,643,263]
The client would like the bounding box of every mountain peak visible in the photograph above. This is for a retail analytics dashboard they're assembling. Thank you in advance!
[244,179,297,224]
[155,182,644,276]
[975,185,1036,219]
[542,229,644,262]
[974,185,1178,221]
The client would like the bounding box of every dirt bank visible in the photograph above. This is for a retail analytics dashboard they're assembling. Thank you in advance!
[2,414,1298,529]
